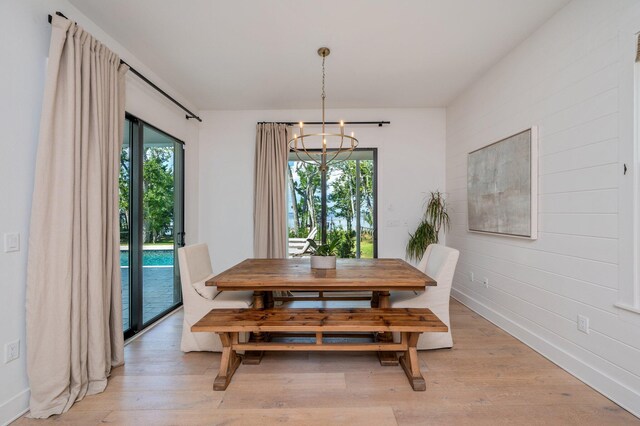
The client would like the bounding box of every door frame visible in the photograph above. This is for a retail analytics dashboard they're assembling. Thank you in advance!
[123,112,185,340]
[287,147,378,258]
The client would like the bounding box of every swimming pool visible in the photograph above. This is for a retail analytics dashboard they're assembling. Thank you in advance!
[120,249,174,267]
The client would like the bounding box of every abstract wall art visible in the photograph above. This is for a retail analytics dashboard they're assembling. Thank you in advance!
[467,127,538,239]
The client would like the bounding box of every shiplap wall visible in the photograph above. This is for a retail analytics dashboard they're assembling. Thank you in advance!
[446,0,640,416]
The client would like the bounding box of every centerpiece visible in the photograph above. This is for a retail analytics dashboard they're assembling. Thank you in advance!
[306,238,338,270]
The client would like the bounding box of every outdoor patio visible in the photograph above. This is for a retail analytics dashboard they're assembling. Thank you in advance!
[121,266,179,330]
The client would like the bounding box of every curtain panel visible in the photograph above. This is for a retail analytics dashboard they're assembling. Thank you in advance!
[254,123,289,259]
[26,15,128,418]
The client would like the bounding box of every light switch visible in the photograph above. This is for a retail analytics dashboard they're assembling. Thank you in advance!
[4,233,20,253]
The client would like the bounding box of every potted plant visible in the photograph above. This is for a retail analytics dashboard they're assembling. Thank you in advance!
[306,238,339,269]
[406,191,450,262]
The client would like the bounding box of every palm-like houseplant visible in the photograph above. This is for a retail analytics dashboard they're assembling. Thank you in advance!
[406,191,450,262]
[306,238,339,269]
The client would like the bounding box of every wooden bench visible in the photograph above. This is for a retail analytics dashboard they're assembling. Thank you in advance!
[191,307,448,391]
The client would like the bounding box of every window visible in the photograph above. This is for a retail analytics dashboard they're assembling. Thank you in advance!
[617,23,640,317]
[120,114,185,338]
[287,149,377,258]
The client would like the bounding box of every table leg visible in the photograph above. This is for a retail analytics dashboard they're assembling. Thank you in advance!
[377,290,399,366]
[243,291,266,365]
[264,291,275,309]
[370,291,379,308]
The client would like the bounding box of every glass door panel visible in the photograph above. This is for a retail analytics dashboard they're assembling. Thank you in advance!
[287,161,322,256]
[357,157,375,258]
[326,151,375,258]
[287,149,376,258]
[120,114,184,339]
[142,125,184,324]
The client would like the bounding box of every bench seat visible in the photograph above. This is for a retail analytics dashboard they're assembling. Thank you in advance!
[192,307,447,391]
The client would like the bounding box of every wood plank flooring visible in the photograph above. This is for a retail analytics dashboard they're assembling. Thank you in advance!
[15,299,639,425]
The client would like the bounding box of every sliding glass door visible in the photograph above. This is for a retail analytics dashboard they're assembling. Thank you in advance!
[120,114,185,338]
[287,149,377,258]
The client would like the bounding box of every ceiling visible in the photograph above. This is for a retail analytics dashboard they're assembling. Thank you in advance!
[69,0,570,110]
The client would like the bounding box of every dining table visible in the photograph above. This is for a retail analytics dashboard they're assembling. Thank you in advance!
[206,257,437,364]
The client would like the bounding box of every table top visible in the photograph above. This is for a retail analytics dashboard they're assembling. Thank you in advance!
[207,258,436,291]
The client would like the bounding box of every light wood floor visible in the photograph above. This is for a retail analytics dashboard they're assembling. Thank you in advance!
[16,299,638,425]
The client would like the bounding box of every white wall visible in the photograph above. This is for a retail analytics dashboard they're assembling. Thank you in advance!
[0,1,199,423]
[446,0,640,417]
[198,108,446,273]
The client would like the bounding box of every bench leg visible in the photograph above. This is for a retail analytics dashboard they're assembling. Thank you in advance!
[399,332,426,391]
[214,332,241,391]
[244,291,266,365]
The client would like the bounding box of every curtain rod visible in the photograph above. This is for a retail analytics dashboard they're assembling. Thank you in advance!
[258,121,390,127]
[47,11,203,123]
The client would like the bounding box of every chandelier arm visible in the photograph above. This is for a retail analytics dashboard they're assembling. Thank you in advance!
[296,148,322,167]
[325,150,343,165]
[291,136,322,167]
[292,148,310,165]
[338,147,356,163]
[337,137,359,163]
[325,131,348,165]
[300,135,321,166]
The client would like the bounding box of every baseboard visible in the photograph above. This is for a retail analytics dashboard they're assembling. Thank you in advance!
[0,388,29,426]
[451,287,640,419]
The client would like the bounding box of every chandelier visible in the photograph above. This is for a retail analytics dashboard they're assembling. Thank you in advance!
[288,47,359,172]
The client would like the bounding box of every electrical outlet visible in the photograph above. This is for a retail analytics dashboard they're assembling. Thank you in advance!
[469,272,474,282]
[4,339,20,363]
[577,315,590,334]
[483,277,489,288]
[4,233,20,253]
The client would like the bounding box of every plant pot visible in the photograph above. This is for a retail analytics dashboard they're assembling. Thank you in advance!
[310,255,336,269]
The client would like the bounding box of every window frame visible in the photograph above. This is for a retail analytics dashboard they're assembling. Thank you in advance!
[122,112,186,339]
[617,15,640,318]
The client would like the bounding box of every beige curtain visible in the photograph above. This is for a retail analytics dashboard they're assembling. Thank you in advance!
[254,123,289,259]
[26,15,128,418]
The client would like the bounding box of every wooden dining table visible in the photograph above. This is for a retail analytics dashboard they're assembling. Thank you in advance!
[206,258,436,364]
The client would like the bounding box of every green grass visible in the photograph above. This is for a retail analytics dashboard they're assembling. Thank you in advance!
[359,234,374,258]
[360,242,373,258]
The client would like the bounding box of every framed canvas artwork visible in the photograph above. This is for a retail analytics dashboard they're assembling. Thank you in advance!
[467,127,538,239]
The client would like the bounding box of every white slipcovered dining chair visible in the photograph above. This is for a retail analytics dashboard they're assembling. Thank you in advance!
[392,244,460,350]
[178,243,253,352]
